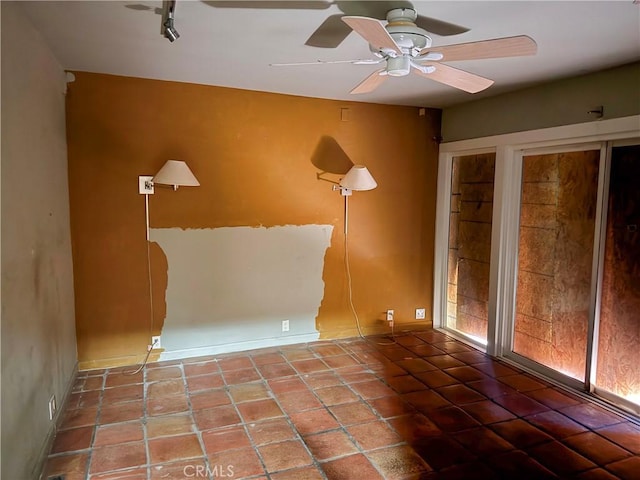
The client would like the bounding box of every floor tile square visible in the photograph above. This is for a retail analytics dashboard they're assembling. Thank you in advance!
[98,400,143,425]
[42,452,89,480]
[604,455,640,479]
[563,431,632,466]
[276,389,323,414]
[366,444,432,479]
[228,382,270,403]
[527,440,596,475]
[388,413,442,442]
[323,354,359,369]
[208,446,265,478]
[183,361,220,377]
[403,389,451,412]
[217,356,253,371]
[237,398,284,422]
[493,392,550,416]
[303,372,342,389]
[462,399,517,424]
[328,402,377,425]
[222,367,261,384]
[190,388,231,410]
[321,453,384,480]
[202,425,252,455]
[94,421,143,447]
[526,410,589,438]
[596,422,640,454]
[498,373,548,392]
[89,442,147,474]
[526,387,582,410]
[443,365,489,383]
[268,377,309,394]
[51,426,94,454]
[252,352,286,365]
[559,403,625,429]
[270,465,325,480]
[150,459,208,480]
[314,385,359,406]
[147,393,189,416]
[148,433,203,464]
[466,378,517,398]
[146,366,182,382]
[489,418,554,448]
[102,384,143,404]
[193,405,241,430]
[247,418,297,445]
[59,406,99,430]
[185,373,224,392]
[146,413,194,438]
[350,379,396,399]
[303,430,358,461]
[347,420,402,450]
[451,427,515,456]
[105,371,143,388]
[291,359,330,374]
[369,396,416,418]
[414,369,460,388]
[428,405,480,432]
[258,362,297,379]
[258,439,313,472]
[436,384,487,404]
[146,378,185,398]
[386,374,428,393]
[426,354,466,369]
[290,408,340,435]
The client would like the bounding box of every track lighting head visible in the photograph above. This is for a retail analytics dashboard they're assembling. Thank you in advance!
[163,17,180,42]
[162,0,180,43]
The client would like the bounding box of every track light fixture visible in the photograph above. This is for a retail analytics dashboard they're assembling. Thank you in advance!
[162,0,180,42]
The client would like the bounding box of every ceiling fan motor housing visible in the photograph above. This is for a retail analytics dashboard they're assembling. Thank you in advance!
[385,8,432,52]
[387,56,411,76]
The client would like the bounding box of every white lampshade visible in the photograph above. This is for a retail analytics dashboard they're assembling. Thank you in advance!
[340,165,377,191]
[153,160,200,188]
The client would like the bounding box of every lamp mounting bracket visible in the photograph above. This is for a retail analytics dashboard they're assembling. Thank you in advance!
[139,175,154,195]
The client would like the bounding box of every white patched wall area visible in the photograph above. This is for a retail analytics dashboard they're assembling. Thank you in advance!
[150,225,333,359]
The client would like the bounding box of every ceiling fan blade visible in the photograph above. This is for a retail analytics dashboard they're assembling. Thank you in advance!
[270,58,382,66]
[350,69,387,94]
[305,14,354,48]
[413,62,494,93]
[203,1,332,9]
[421,35,537,61]
[342,16,402,55]
[415,14,469,37]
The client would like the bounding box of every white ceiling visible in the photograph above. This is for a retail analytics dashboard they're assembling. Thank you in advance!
[20,1,640,108]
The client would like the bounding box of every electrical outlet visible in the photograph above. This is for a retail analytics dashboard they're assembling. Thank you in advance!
[48,394,57,421]
[282,320,290,332]
[151,335,161,349]
[386,310,394,322]
[415,308,426,320]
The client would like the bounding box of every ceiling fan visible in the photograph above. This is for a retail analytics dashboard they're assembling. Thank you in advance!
[205,1,469,47]
[272,8,537,95]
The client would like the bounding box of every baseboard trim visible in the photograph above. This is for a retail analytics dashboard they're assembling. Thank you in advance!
[36,361,79,480]
[158,332,321,361]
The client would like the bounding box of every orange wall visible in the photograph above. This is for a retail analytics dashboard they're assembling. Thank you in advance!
[66,73,440,368]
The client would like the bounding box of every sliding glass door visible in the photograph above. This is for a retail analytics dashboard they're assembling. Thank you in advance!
[594,144,640,411]
[445,153,495,345]
[512,149,601,382]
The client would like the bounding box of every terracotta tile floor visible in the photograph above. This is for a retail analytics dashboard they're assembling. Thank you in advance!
[43,330,640,479]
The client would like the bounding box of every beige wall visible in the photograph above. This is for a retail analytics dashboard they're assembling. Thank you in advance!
[66,73,441,368]
[1,3,78,479]
[442,62,640,142]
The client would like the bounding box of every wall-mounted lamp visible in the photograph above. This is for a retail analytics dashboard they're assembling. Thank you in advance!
[132,159,199,367]
[332,164,378,340]
[139,160,200,240]
[333,165,378,197]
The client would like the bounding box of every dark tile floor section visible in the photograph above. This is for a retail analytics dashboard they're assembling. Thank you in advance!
[43,330,640,479]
